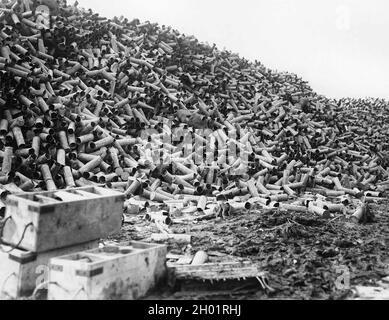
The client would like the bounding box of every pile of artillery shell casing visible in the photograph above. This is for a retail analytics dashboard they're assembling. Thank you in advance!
[1,0,389,221]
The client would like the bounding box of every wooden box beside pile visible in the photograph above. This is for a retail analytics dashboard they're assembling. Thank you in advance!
[1,186,124,253]
[47,241,167,300]
[0,240,99,299]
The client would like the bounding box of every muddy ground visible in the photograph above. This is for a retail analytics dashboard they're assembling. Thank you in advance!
[114,199,389,300]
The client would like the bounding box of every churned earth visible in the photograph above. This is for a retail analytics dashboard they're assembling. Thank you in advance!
[115,198,389,300]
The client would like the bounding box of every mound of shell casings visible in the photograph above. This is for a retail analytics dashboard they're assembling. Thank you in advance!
[0,0,388,221]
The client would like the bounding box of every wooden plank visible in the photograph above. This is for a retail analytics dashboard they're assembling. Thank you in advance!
[354,286,389,300]
[53,191,87,201]
[34,195,62,204]
[170,262,263,281]
[151,233,192,243]
[72,190,103,199]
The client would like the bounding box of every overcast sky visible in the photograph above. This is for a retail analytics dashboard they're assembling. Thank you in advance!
[72,0,389,100]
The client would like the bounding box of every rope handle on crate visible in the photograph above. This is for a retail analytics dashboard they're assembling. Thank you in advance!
[31,281,73,300]
[0,216,12,247]
[0,272,17,298]
[0,217,33,254]
[33,281,86,300]
[32,281,53,299]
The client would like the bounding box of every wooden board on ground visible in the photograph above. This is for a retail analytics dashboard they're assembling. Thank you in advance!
[354,286,389,300]
[168,261,270,292]
[170,261,264,281]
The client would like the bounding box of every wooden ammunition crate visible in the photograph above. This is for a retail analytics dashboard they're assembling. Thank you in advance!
[1,186,124,253]
[48,241,167,300]
[0,240,99,300]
